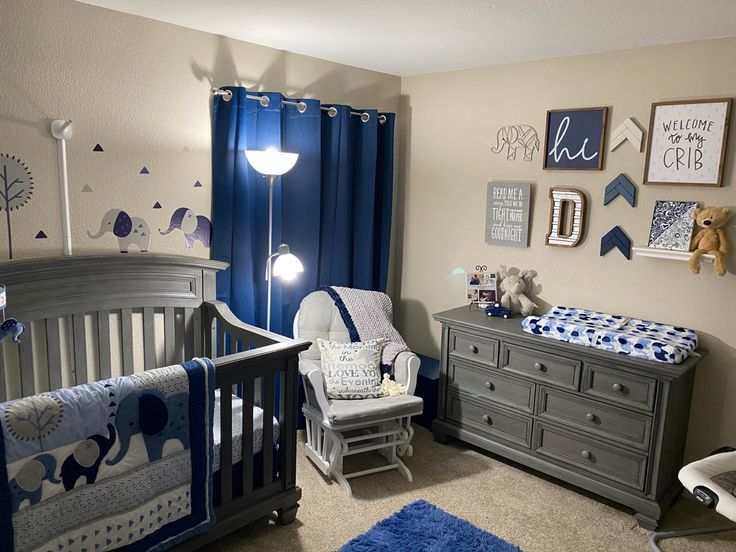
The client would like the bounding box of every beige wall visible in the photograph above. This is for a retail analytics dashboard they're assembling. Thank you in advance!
[397,38,736,460]
[0,0,400,261]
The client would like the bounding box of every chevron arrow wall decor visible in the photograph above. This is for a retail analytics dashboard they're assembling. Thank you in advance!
[600,226,632,260]
[603,173,637,207]
[609,117,643,152]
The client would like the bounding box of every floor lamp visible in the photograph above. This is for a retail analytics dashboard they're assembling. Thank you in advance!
[245,147,304,332]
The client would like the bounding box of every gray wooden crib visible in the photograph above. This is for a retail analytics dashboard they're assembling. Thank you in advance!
[0,254,310,550]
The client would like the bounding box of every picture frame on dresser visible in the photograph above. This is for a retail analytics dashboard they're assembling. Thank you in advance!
[431,306,705,530]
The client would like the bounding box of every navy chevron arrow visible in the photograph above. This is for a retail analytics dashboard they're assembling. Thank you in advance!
[600,226,632,260]
[603,173,636,207]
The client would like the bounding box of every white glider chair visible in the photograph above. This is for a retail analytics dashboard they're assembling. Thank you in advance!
[650,447,736,551]
[293,290,423,496]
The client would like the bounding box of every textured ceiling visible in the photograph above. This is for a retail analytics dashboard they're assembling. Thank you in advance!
[77,0,736,76]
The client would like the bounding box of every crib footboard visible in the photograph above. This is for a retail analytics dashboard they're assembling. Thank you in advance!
[172,301,310,551]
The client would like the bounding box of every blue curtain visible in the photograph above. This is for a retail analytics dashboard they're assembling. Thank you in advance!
[212,87,395,336]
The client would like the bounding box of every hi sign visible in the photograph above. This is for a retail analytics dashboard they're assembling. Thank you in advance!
[543,107,608,170]
[644,98,732,187]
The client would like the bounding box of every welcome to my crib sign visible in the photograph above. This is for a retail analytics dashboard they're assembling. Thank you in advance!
[644,98,732,187]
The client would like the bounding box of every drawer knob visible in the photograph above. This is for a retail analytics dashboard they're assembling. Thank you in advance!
[534,362,544,371]
[581,450,591,460]
[482,414,491,423]
[484,381,494,390]
[468,345,479,354]
[585,412,595,422]
[612,383,623,392]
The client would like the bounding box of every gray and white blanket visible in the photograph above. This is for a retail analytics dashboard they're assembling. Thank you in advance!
[320,286,409,367]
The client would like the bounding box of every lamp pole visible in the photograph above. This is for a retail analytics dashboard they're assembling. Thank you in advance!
[266,174,276,331]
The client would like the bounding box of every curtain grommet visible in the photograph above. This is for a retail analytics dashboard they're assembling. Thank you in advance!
[360,112,370,123]
[259,95,270,107]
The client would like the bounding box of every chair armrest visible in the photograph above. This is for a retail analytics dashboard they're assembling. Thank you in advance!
[299,359,331,422]
[394,352,420,395]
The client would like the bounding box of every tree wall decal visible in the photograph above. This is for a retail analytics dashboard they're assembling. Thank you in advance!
[0,153,34,259]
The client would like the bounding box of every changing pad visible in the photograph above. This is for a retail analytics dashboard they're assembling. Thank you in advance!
[212,390,280,470]
[521,306,698,364]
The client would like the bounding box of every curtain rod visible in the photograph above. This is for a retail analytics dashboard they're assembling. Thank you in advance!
[212,89,387,124]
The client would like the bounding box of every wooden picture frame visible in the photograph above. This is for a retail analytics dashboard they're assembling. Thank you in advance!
[643,98,732,187]
[543,107,608,170]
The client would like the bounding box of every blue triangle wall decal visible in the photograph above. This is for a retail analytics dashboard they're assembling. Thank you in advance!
[140,167,150,175]
[93,144,104,152]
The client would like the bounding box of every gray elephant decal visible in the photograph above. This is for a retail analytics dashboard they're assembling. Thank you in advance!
[60,423,117,491]
[106,391,189,466]
[491,124,540,161]
[88,208,151,253]
[8,453,60,512]
[159,207,211,249]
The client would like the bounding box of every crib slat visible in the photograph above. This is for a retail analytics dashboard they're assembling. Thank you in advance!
[184,307,194,360]
[242,377,254,494]
[282,357,297,488]
[262,374,274,485]
[45,317,62,391]
[164,307,175,365]
[217,326,226,356]
[220,386,233,504]
[121,308,134,375]
[0,343,6,402]
[193,309,202,357]
[19,324,35,396]
[72,313,87,385]
[97,310,111,380]
[143,307,155,370]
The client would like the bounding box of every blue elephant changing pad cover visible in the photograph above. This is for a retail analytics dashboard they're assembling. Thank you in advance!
[522,307,698,364]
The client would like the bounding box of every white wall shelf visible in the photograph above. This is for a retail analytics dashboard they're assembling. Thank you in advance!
[632,246,713,262]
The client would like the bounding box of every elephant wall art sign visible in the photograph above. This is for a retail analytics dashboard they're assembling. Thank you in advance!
[88,208,151,253]
[159,207,212,249]
[490,125,540,161]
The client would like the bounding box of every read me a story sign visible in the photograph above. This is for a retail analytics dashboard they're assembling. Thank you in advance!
[644,98,732,187]
[485,181,531,248]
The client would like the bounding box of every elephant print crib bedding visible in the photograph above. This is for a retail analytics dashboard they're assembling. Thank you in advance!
[0,359,216,552]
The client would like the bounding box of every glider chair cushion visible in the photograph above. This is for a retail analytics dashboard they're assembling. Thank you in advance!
[326,395,424,427]
[295,290,350,361]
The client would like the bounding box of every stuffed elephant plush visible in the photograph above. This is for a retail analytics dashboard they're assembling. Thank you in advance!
[159,208,212,249]
[60,423,117,491]
[88,208,151,253]
[0,318,24,344]
[8,453,60,513]
[498,265,538,317]
[106,390,189,466]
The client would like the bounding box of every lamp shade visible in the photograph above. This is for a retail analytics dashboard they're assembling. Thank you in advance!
[272,244,304,281]
[245,147,298,176]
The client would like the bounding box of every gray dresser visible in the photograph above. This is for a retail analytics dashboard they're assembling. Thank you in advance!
[432,306,704,529]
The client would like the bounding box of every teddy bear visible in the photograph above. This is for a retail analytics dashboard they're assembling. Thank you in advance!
[498,265,538,316]
[689,207,731,277]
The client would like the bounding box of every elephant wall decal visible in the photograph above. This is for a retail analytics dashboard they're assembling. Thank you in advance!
[490,124,540,161]
[8,453,60,513]
[60,423,117,491]
[159,207,211,249]
[0,318,25,344]
[88,208,151,253]
[106,390,189,466]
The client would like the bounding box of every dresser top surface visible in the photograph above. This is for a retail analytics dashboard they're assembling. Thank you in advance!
[433,306,704,379]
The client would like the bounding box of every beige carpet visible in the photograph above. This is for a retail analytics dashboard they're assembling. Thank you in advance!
[215,426,736,552]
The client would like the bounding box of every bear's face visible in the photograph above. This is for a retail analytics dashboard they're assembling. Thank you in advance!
[695,207,731,229]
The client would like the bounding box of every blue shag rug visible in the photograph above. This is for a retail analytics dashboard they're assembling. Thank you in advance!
[338,500,522,551]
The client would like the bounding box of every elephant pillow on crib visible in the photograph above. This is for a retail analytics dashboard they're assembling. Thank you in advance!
[317,338,385,400]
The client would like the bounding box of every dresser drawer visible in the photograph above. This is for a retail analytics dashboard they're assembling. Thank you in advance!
[500,343,581,391]
[583,364,657,412]
[449,330,498,368]
[447,392,532,448]
[448,360,535,413]
[538,387,652,449]
[534,424,647,490]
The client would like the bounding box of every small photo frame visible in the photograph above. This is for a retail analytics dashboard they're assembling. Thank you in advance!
[466,270,497,306]
[543,107,608,170]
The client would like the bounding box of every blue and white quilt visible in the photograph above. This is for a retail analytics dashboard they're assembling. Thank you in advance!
[522,307,698,364]
[0,358,216,552]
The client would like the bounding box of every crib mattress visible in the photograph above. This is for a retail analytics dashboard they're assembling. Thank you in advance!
[212,391,280,470]
[521,306,698,364]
